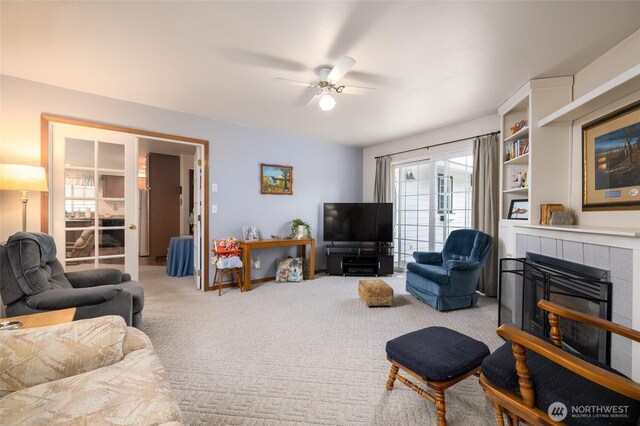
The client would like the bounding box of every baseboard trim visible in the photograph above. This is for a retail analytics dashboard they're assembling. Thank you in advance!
[204,269,327,291]
[249,268,327,284]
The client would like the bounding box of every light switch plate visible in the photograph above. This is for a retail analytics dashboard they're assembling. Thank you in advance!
[212,183,217,192]
[212,204,218,213]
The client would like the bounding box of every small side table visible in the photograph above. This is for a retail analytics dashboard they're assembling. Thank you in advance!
[2,308,76,329]
[167,235,194,277]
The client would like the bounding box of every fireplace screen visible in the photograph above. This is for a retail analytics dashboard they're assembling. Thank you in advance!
[499,253,612,365]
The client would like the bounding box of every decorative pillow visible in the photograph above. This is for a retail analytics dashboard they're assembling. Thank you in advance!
[276,257,303,283]
[0,316,127,397]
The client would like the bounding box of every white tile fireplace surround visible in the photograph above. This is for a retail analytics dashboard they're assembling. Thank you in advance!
[512,224,640,381]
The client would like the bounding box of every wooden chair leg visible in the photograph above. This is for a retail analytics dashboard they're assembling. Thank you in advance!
[218,269,225,296]
[435,390,446,426]
[386,364,399,390]
[236,269,243,292]
[493,402,505,426]
[213,268,218,291]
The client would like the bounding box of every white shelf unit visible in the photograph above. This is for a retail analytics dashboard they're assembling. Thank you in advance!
[504,126,529,142]
[503,187,529,194]
[498,77,573,227]
[539,64,640,127]
[499,89,530,222]
[504,152,529,166]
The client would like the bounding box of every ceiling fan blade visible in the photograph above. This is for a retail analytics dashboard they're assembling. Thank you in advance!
[221,48,307,72]
[326,56,356,83]
[272,77,313,88]
[339,85,376,95]
[346,84,376,90]
[304,93,319,107]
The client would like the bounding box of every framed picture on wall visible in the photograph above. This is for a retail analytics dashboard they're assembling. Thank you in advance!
[260,164,293,195]
[507,199,529,220]
[582,100,640,211]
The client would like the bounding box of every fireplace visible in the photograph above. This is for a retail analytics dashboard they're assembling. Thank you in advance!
[499,252,612,364]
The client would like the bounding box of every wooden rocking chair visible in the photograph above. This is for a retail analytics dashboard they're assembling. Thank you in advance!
[479,300,640,425]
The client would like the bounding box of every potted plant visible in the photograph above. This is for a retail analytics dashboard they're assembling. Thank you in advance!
[289,218,312,239]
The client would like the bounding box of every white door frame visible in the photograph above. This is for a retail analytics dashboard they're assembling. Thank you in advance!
[193,146,204,290]
[41,114,210,289]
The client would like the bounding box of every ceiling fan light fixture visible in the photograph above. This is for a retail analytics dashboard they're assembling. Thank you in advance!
[319,93,336,111]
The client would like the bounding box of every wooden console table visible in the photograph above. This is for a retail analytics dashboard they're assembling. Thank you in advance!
[239,238,315,291]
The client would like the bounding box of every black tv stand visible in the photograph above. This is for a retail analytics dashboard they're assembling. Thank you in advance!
[325,243,394,276]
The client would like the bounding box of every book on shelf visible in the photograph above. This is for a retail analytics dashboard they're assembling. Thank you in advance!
[504,140,516,161]
[504,139,529,161]
[518,139,529,156]
[539,204,564,225]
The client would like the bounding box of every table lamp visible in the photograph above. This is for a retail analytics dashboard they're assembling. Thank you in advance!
[0,164,49,231]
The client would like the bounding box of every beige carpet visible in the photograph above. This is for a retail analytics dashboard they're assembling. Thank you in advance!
[139,265,505,425]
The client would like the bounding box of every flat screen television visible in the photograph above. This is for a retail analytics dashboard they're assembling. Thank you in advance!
[323,203,393,243]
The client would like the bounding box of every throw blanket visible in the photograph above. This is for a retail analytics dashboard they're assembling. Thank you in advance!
[8,232,57,263]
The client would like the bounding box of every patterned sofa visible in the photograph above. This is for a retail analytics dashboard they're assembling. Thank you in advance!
[0,316,183,425]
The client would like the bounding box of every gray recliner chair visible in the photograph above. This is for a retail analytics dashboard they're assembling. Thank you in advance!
[0,232,144,328]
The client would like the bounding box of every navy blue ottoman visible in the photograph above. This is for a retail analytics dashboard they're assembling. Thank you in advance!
[386,326,490,426]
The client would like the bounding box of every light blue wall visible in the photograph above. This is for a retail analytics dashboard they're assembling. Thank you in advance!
[0,75,363,280]
[211,123,362,277]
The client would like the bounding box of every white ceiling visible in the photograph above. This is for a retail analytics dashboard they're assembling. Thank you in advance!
[2,1,639,147]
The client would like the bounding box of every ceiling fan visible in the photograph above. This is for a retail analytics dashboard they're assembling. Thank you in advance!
[273,56,375,111]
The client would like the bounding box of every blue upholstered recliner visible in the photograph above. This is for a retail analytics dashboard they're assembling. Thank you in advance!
[406,229,493,311]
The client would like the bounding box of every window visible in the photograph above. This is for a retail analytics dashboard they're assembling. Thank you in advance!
[393,153,473,268]
[65,173,96,214]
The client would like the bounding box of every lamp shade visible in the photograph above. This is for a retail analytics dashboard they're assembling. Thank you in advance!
[0,164,49,192]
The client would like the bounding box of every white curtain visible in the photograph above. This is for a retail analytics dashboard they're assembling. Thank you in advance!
[472,134,500,296]
[374,156,392,202]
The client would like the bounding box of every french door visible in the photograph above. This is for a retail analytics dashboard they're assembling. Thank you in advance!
[393,153,473,268]
[51,124,139,280]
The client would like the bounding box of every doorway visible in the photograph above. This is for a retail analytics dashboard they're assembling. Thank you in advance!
[392,153,473,269]
[42,115,210,290]
[137,137,200,286]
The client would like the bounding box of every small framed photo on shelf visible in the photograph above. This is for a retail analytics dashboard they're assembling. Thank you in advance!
[507,199,529,220]
[507,167,528,189]
[242,226,259,242]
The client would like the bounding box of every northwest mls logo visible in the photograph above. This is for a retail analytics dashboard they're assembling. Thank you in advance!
[548,402,568,421]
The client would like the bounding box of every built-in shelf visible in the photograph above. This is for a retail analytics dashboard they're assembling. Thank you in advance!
[539,64,640,127]
[503,126,529,142]
[504,153,529,165]
[514,223,640,238]
[503,187,529,194]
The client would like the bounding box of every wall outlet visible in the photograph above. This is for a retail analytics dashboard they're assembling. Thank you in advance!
[212,183,217,192]
[254,257,261,269]
[212,204,218,213]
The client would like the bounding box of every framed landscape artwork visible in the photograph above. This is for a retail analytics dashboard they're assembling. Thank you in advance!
[261,164,293,195]
[582,101,640,210]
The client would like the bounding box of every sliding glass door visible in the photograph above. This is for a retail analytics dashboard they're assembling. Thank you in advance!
[393,153,473,269]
